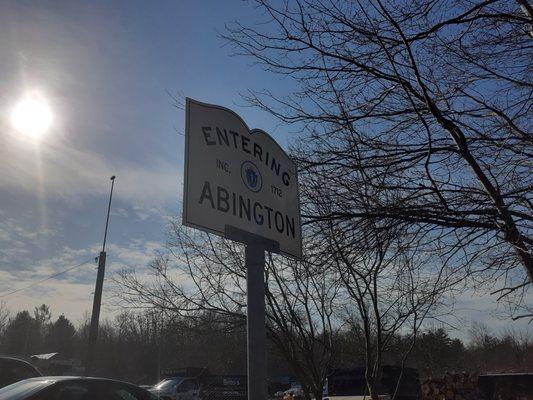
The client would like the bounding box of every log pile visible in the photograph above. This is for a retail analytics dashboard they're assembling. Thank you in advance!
[420,373,483,400]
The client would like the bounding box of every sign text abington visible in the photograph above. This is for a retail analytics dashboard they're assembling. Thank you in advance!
[183,98,302,259]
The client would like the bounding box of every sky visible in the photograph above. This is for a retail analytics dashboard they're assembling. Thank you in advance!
[0,0,529,339]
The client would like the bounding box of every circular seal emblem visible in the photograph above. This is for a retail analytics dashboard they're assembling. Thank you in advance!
[241,161,262,193]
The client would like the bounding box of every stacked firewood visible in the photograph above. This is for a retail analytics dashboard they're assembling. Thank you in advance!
[420,373,482,400]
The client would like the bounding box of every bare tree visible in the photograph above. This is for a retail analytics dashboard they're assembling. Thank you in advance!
[116,221,338,400]
[224,0,533,317]
[0,301,9,336]
[116,217,455,398]
[264,251,339,399]
[468,322,533,372]
[308,189,458,399]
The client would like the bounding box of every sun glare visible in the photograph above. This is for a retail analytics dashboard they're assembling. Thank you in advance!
[11,93,52,139]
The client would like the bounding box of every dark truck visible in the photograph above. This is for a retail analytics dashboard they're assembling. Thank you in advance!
[326,366,420,400]
[150,369,246,400]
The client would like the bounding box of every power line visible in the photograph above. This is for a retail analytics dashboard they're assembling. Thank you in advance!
[0,258,95,299]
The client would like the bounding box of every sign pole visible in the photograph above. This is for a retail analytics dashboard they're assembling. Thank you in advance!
[183,98,303,400]
[225,226,276,400]
[246,242,268,400]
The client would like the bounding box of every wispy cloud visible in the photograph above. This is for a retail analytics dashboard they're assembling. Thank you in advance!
[446,289,533,340]
[0,217,56,263]
[0,129,181,208]
[0,238,164,321]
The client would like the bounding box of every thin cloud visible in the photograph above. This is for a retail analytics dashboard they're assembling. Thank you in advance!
[0,130,181,207]
[0,238,164,321]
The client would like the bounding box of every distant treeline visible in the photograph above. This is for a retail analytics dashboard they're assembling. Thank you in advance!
[0,304,530,384]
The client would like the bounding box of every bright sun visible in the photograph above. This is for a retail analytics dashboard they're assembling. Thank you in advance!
[11,93,53,139]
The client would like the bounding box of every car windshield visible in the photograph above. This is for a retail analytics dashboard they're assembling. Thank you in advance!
[154,378,182,390]
[0,379,50,400]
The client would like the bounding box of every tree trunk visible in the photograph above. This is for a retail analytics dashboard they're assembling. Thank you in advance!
[312,387,323,400]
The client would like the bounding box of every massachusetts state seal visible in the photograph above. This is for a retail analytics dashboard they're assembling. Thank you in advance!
[241,161,262,193]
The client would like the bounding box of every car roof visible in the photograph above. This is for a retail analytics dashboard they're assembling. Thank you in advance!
[24,376,140,387]
[0,356,35,364]
[0,356,42,372]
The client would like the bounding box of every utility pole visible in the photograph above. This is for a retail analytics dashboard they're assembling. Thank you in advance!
[85,175,115,375]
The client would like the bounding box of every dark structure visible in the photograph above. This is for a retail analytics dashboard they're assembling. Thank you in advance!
[327,366,420,399]
[478,373,533,399]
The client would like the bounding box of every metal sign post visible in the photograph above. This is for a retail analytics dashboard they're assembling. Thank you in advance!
[225,226,279,400]
[182,99,301,400]
[246,243,267,400]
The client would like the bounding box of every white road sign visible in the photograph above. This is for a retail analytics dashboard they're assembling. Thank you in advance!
[183,98,302,259]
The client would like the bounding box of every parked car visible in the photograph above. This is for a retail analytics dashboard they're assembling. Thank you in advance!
[0,376,158,400]
[0,357,42,389]
[150,377,182,399]
[150,374,247,400]
[282,387,304,400]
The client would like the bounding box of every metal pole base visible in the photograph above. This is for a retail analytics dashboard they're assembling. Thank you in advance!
[224,226,278,400]
[246,244,267,400]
